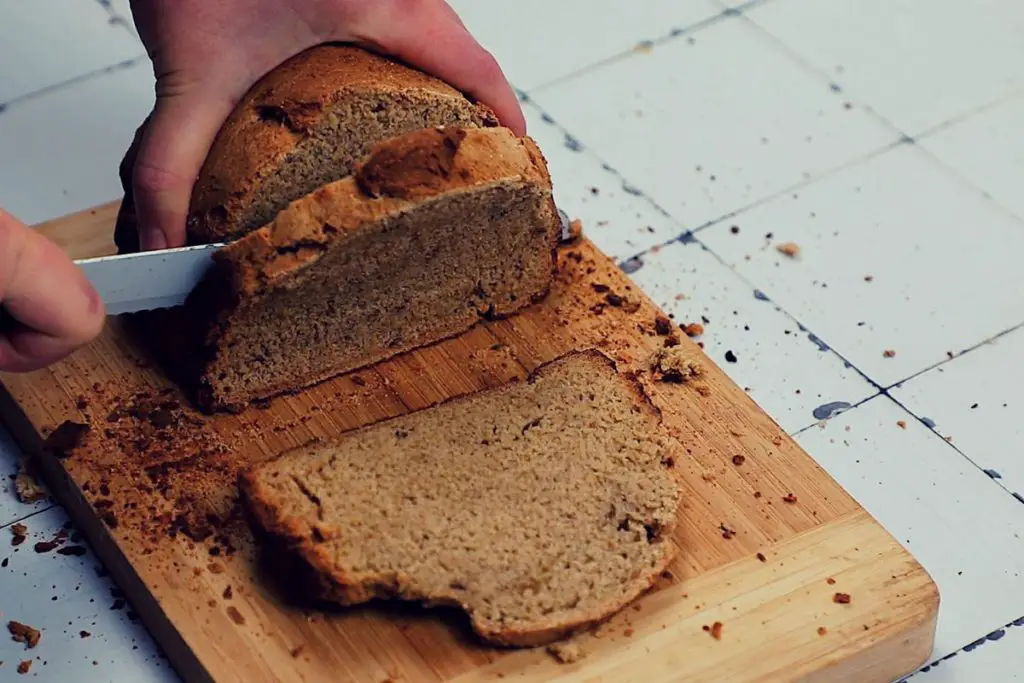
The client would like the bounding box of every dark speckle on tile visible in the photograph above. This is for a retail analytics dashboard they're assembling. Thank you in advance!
[0,102,7,115]
[900,134,915,144]
[540,112,555,124]
[678,231,697,245]
[619,256,644,275]
[987,629,1006,641]
[722,6,741,16]
[564,134,583,152]
[622,182,643,196]
[829,83,842,93]
[962,636,986,652]
[984,469,1002,480]
[1013,492,1024,505]
[921,417,937,429]
[724,350,738,363]
[812,401,851,420]
[807,332,830,352]
[515,89,530,102]
[753,289,770,302]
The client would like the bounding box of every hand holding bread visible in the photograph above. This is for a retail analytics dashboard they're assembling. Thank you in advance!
[119,0,525,252]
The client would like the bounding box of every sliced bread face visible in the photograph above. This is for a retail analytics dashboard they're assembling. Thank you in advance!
[185,44,498,245]
[191,126,560,412]
[241,350,683,646]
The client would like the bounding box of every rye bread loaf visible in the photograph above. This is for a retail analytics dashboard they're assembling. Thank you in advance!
[241,350,683,646]
[113,43,498,252]
[189,125,560,412]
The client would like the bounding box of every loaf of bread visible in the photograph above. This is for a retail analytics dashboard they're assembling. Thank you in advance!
[241,350,683,646]
[114,44,498,252]
[189,125,560,412]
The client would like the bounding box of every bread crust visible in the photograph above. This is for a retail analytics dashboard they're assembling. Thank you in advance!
[192,126,560,412]
[239,350,682,647]
[187,43,498,243]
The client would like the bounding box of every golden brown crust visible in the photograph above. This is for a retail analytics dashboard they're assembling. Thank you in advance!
[188,43,497,243]
[209,126,551,298]
[240,349,681,647]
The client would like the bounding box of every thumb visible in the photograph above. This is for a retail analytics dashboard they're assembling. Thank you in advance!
[0,210,105,372]
[131,90,235,249]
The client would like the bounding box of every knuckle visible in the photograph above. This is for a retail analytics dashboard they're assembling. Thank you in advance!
[132,160,190,196]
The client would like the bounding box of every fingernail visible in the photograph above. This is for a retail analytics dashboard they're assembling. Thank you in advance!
[140,228,167,251]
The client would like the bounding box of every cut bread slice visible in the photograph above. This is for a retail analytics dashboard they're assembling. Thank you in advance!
[189,126,560,412]
[241,349,683,647]
[114,43,498,252]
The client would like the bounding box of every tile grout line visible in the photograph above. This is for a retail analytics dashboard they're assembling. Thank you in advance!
[527,8,737,95]
[0,56,148,112]
[0,503,58,532]
[899,613,1024,680]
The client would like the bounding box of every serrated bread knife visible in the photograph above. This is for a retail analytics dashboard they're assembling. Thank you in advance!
[74,243,224,316]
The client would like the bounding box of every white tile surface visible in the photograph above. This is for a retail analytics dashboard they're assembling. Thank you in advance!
[0,506,179,682]
[891,327,1024,499]
[921,93,1024,223]
[701,143,1024,388]
[448,0,724,91]
[530,15,897,230]
[795,395,1024,661]
[523,101,683,261]
[749,0,1024,136]
[0,0,142,103]
[0,425,52,528]
[911,620,1024,682]
[0,59,154,225]
[630,238,876,433]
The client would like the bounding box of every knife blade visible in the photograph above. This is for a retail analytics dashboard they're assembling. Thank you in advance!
[75,243,225,316]
[74,210,571,317]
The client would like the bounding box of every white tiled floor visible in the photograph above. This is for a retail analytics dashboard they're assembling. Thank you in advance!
[749,0,1024,136]
[3,1,1024,681]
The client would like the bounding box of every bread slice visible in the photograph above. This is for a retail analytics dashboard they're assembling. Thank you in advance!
[241,350,683,646]
[189,125,560,412]
[114,44,498,252]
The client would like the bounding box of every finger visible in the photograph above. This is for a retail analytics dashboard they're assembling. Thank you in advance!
[0,210,105,372]
[113,115,150,254]
[368,3,526,135]
[132,89,235,249]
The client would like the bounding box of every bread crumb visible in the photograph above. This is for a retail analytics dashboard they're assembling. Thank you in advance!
[756,552,767,562]
[7,621,41,648]
[826,577,836,585]
[682,322,704,337]
[290,645,304,658]
[653,316,673,336]
[14,459,45,503]
[782,493,798,504]
[864,275,874,282]
[18,660,31,674]
[546,640,586,663]
[710,621,723,640]
[562,218,584,244]
[833,592,851,604]
[896,420,907,429]
[883,349,896,358]
[776,242,800,258]
[817,626,827,636]
[10,523,27,546]
[649,348,703,384]
[731,455,745,466]
[226,606,246,625]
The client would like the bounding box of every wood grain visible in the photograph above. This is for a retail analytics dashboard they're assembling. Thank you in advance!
[2,201,939,683]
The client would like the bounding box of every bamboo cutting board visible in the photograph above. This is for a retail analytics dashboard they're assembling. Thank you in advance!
[0,202,938,683]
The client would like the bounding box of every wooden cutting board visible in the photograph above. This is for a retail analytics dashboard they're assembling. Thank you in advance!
[0,202,938,683]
